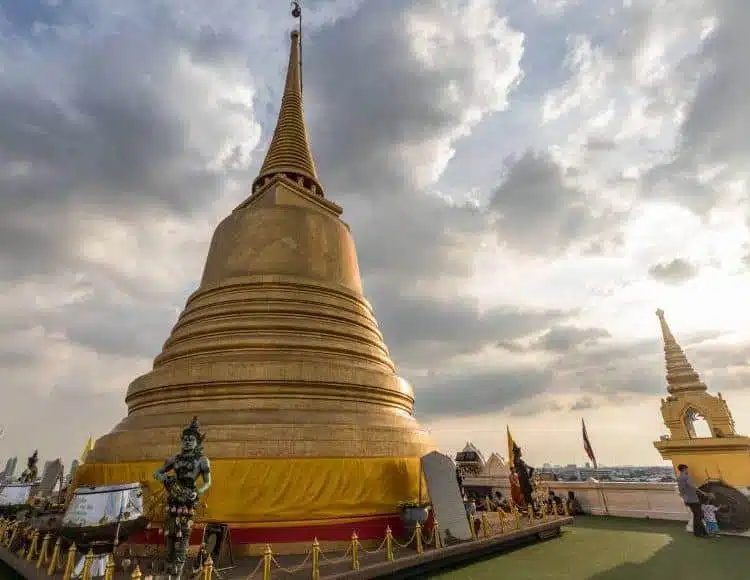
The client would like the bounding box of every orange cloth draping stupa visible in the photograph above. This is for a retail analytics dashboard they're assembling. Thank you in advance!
[74,29,435,549]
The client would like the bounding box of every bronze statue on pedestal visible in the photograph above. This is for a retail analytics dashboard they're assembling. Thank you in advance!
[154,417,211,578]
[19,450,39,483]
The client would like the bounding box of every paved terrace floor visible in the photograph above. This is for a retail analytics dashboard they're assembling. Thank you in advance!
[429,516,743,580]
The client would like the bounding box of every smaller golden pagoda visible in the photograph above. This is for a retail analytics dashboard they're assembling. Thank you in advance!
[653,309,750,489]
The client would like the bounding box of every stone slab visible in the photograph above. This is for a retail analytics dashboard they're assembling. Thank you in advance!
[421,451,473,543]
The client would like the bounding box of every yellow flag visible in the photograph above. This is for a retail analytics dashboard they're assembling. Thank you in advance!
[80,435,94,464]
[506,426,515,466]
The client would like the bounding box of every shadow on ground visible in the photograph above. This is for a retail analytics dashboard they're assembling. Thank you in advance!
[427,516,742,580]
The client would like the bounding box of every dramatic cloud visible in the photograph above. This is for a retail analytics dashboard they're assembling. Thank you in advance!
[647,258,699,285]
[488,151,600,255]
[1,0,749,466]
[414,368,554,421]
[499,325,611,354]
[306,0,524,196]
[375,291,571,370]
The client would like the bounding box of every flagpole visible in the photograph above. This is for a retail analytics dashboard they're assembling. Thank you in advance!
[582,418,609,516]
[599,481,610,516]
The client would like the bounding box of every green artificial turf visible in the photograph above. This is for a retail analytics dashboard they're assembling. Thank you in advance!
[428,516,743,580]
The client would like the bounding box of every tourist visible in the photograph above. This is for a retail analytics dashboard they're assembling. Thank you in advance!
[455,467,464,497]
[677,464,708,537]
[548,490,563,510]
[700,495,722,537]
[494,491,510,512]
[566,491,583,515]
[509,468,524,506]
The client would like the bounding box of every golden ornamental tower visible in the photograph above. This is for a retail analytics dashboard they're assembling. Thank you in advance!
[76,29,435,550]
[653,309,750,495]
[654,308,735,439]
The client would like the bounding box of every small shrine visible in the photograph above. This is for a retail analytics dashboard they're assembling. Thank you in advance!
[652,309,750,530]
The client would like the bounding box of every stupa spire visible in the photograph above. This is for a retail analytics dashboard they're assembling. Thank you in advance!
[655,308,707,394]
[252,24,323,197]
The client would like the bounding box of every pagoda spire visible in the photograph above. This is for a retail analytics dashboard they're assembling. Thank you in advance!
[655,309,707,394]
[252,25,323,197]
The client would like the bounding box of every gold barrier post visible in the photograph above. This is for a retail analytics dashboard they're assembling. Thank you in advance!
[202,554,214,580]
[81,548,94,580]
[131,565,142,580]
[513,507,521,530]
[468,514,477,540]
[543,503,549,521]
[433,520,442,549]
[103,553,115,580]
[47,537,62,576]
[415,522,423,554]
[62,542,77,580]
[7,523,19,549]
[262,545,272,580]
[350,532,359,570]
[25,530,40,562]
[564,501,570,516]
[497,510,505,534]
[481,512,490,538]
[311,538,321,580]
[527,507,534,525]
[385,526,394,561]
[36,533,51,569]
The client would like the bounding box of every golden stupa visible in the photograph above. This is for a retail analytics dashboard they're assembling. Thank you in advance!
[653,309,750,529]
[75,29,435,547]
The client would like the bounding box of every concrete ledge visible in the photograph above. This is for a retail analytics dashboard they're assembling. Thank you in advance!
[0,544,46,580]
[327,518,572,580]
[0,519,572,580]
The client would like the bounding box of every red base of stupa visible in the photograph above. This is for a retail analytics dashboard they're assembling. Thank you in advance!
[128,512,434,549]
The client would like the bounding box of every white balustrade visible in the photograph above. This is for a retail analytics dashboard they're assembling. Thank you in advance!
[464,476,690,521]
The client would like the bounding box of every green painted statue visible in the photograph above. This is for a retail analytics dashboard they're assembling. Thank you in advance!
[154,417,212,578]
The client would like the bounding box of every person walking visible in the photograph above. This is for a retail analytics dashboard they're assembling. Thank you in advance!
[677,464,708,538]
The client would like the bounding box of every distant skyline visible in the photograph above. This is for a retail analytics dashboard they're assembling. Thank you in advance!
[1,1,749,466]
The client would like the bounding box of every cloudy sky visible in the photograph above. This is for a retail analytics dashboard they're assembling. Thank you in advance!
[1,0,749,469]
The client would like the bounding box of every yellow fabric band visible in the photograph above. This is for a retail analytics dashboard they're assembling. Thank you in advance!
[74,456,426,524]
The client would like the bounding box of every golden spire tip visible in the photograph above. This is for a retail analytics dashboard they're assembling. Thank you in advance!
[251,16,322,197]
[654,308,706,395]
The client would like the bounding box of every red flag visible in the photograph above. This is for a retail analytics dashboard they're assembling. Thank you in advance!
[582,418,598,469]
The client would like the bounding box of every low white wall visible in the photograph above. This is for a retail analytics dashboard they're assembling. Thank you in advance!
[464,477,690,521]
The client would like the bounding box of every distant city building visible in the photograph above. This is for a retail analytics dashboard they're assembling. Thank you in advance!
[456,443,674,488]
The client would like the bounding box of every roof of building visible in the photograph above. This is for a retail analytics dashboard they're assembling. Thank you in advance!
[456,442,486,465]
